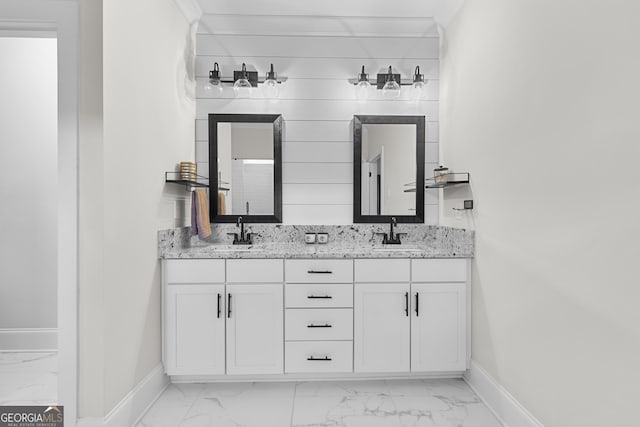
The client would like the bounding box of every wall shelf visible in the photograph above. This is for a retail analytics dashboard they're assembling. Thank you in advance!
[165,171,209,190]
[404,173,470,192]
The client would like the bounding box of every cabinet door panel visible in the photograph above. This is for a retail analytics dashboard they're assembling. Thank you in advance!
[411,283,467,372]
[165,284,225,375]
[226,284,284,375]
[354,283,410,373]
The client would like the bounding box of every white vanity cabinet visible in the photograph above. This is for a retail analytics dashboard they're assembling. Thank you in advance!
[163,259,284,377]
[354,258,469,374]
[163,260,226,376]
[162,256,469,379]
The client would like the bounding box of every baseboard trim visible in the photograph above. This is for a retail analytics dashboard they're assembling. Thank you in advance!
[78,364,169,427]
[0,328,57,351]
[464,360,544,427]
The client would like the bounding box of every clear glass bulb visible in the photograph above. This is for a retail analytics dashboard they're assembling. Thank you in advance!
[233,78,252,98]
[355,80,371,100]
[409,80,425,101]
[264,78,279,98]
[204,78,222,94]
[382,80,401,99]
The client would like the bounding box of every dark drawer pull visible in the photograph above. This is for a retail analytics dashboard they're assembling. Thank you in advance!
[307,323,332,328]
[307,270,332,274]
[307,295,332,299]
[307,356,332,361]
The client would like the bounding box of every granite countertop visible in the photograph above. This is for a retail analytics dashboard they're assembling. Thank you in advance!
[158,225,474,259]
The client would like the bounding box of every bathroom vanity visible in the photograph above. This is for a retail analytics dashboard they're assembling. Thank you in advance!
[159,225,473,382]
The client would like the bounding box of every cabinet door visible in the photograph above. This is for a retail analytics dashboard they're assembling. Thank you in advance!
[411,283,467,372]
[165,284,225,376]
[226,284,284,375]
[354,283,410,373]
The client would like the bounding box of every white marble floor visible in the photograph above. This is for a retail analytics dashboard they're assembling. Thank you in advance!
[137,379,503,427]
[0,352,58,405]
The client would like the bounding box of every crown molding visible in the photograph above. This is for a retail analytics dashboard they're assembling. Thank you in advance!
[173,0,202,24]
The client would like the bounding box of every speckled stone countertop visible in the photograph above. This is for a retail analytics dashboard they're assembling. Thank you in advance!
[158,224,474,259]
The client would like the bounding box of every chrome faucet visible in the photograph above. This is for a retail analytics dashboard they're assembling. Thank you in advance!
[228,216,253,245]
[377,217,406,245]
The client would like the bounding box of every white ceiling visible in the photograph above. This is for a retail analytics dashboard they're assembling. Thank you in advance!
[177,0,464,27]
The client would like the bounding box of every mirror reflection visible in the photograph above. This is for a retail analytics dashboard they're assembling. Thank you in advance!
[217,122,274,215]
[209,114,282,223]
[361,124,417,216]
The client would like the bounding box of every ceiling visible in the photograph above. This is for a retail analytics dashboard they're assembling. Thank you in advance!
[177,0,464,27]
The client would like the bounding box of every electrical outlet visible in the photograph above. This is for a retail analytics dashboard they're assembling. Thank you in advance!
[464,200,473,210]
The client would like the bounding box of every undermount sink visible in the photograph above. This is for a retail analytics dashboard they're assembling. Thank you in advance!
[372,245,423,252]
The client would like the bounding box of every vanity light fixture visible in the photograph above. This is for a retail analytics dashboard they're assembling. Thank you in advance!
[206,62,287,98]
[354,65,372,100]
[348,65,428,100]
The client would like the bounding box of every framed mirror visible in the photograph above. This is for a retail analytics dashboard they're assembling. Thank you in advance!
[208,113,283,223]
[353,115,425,223]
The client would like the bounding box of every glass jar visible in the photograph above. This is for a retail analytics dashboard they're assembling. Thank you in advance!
[434,165,449,184]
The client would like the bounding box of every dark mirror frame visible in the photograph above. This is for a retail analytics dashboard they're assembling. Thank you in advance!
[208,113,283,223]
[353,115,425,223]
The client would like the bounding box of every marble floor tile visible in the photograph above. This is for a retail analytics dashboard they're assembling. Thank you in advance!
[137,384,206,427]
[0,352,57,405]
[138,379,503,427]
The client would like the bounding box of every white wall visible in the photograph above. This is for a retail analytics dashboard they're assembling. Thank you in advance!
[194,14,441,224]
[0,37,58,347]
[78,0,195,417]
[440,1,640,426]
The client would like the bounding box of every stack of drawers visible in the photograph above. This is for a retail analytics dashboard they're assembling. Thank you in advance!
[284,259,354,373]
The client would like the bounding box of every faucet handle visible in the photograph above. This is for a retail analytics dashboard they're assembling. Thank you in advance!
[226,232,239,242]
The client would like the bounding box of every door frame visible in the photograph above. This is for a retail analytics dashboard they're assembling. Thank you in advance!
[0,1,78,424]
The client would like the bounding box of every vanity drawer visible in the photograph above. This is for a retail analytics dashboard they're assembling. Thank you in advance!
[285,259,353,283]
[164,259,225,284]
[285,341,353,373]
[226,259,283,283]
[355,259,410,283]
[412,259,467,282]
[285,309,353,341]
[285,283,353,308]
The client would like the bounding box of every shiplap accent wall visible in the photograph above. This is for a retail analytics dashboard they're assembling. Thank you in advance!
[195,15,440,224]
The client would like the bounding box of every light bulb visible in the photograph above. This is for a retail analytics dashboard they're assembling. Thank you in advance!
[382,80,400,99]
[355,65,371,100]
[355,80,371,100]
[264,64,279,98]
[409,65,425,101]
[381,66,400,99]
[233,78,252,98]
[205,62,223,95]
[233,63,253,98]
[264,79,279,98]
[204,78,222,94]
[409,80,424,100]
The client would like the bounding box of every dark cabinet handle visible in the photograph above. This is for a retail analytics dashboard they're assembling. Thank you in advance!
[415,292,419,316]
[307,270,332,274]
[307,323,332,328]
[307,356,332,361]
[217,293,221,318]
[404,292,409,317]
[307,295,332,299]
[227,293,232,318]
